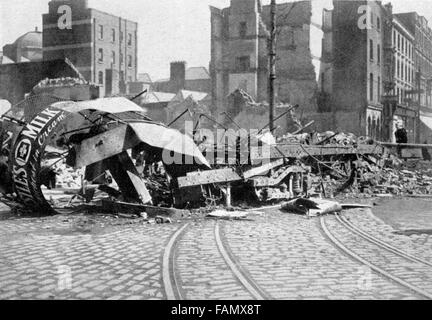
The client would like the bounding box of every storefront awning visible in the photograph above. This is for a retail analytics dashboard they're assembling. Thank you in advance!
[420,114,432,131]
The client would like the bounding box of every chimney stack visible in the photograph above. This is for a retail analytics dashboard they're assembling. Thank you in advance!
[49,0,88,14]
[170,61,186,92]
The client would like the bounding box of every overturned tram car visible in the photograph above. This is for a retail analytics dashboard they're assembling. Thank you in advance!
[0,94,210,214]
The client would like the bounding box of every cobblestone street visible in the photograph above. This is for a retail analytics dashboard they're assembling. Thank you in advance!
[0,202,431,300]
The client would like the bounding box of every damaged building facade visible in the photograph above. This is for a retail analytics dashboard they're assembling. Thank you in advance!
[0,59,85,105]
[320,0,432,142]
[319,0,391,139]
[210,0,320,129]
[396,11,432,143]
[42,0,138,97]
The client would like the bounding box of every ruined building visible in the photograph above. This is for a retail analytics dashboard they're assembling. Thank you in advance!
[42,0,138,97]
[396,11,432,143]
[320,0,390,139]
[152,61,211,95]
[320,0,432,143]
[210,0,319,124]
[382,7,417,143]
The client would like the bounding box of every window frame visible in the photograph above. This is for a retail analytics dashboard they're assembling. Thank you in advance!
[378,76,381,100]
[111,51,116,65]
[236,56,251,72]
[127,33,132,46]
[377,44,381,65]
[98,71,104,85]
[98,48,104,63]
[239,22,247,38]
[98,25,104,40]
[111,28,116,43]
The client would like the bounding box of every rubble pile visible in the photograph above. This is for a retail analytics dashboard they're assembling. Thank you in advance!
[278,131,374,146]
[307,153,432,199]
[145,174,172,207]
[33,77,90,90]
[53,162,84,189]
[40,160,85,190]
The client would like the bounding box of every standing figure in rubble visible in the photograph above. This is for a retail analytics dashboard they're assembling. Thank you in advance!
[395,122,408,144]
[395,122,408,158]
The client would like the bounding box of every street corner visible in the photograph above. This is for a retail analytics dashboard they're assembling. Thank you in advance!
[1,0,432,304]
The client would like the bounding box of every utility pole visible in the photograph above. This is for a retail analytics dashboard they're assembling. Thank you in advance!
[417,69,422,143]
[269,0,276,133]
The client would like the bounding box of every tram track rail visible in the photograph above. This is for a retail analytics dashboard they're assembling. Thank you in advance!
[162,223,190,300]
[214,221,271,300]
[320,214,432,300]
[162,221,271,300]
[336,213,432,268]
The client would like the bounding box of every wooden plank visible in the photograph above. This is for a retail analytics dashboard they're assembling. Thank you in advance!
[250,144,384,162]
[104,151,152,204]
[377,142,432,148]
[177,168,242,188]
[242,159,284,179]
[401,148,423,159]
[252,165,306,187]
[74,125,141,168]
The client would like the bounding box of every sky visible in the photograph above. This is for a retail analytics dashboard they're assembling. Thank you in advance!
[1,0,432,81]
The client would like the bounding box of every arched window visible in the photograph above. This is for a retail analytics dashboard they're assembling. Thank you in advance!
[368,116,372,137]
[376,119,381,140]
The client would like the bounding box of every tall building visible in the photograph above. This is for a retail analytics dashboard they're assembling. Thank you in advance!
[380,7,417,143]
[395,12,432,142]
[318,8,333,112]
[42,0,138,97]
[329,0,391,139]
[210,0,318,116]
[319,1,432,142]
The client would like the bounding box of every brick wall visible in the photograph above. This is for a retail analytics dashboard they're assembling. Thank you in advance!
[0,59,82,105]
[211,0,318,117]
[43,0,138,97]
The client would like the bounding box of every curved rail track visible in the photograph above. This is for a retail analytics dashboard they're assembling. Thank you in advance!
[336,213,432,268]
[162,221,270,300]
[162,223,190,300]
[214,221,271,300]
[320,214,432,300]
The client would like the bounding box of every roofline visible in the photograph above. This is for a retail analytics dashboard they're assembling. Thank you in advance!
[89,7,138,26]
[393,16,415,40]
[0,58,73,67]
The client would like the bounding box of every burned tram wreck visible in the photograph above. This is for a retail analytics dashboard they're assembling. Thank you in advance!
[0,95,210,214]
[0,94,385,215]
